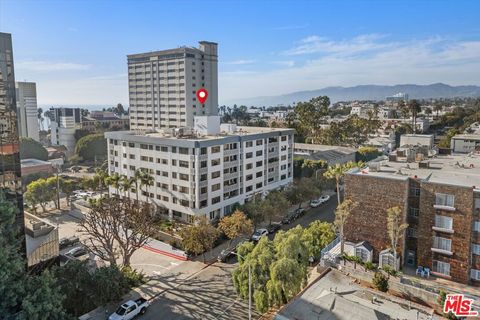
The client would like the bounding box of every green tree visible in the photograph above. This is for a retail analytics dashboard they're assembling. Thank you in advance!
[408,99,422,133]
[438,128,459,149]
[335,199,358,254]
[106,172,122,196]
[323,162,358,205]
[243,195,266,229]
[60,178,77,205]
[357,146,382,162]
[218,210,254,246]
[386,206,408,271]
[285,178,321,209]
[266,257,307,307]
[263,190,290,224]
[139,170,154,201]
[25,178,55,212]
[180,216,220,262]
[295,96,330,136]
[19,137,48,160]
[301,221,336,258]
[75,133,107,161]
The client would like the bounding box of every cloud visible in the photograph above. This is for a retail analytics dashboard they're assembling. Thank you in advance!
[224,59,255,65]
[283,33,390,56]
[16,60,91,72]
[271,60,295,67]
[219,35,480,103]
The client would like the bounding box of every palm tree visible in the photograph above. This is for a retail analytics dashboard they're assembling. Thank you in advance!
[335,199,358,255]
[120,175,134,199]
[139,171,154,202]
[323,162,360,205]
[408,100,421,134]
[94,168,109,195]
[106,173,122,196]
[133,169,144,202]
[434,102,443,119]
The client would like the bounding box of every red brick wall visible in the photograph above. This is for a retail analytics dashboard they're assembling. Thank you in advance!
[417,182,474,284]
[344,173,409,259]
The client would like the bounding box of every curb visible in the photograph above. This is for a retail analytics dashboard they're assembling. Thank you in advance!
[142,245,188,261]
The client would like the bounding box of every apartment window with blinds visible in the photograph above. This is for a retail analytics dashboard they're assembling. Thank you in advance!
[433,237,452,252]
[435,193,455,207]
[473,244,480,255]
[471,269,480,280]
[475,221,480,232]
[435,215,453,230]
[433,260,450,276]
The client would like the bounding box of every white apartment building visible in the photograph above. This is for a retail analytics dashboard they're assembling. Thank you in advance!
[105,116,294,222]
[50,107,82,156]
[127,41,218,130]
[451,134,480,153]
[16,81,39,141]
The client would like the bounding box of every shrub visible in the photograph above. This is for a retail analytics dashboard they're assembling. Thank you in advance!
[20,137,48,160]
[382,265,399,277]
[364,261,377,271]
[372,271,389,292]
[75,133,107,161]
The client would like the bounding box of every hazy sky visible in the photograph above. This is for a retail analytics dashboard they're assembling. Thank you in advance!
[1,0,480,106]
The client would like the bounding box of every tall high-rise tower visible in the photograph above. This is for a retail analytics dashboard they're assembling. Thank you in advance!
[0,32,23,225]
[16,81,40,141]
[127,41,218,130]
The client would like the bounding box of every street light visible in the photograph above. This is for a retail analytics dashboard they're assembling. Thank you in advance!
[233,252,252,320]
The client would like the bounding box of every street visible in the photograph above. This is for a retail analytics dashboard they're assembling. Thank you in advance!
[144,263,259,320]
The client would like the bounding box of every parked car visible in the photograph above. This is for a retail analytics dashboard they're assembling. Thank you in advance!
[318,195,331,203]
[251,228,268,241]
[282,212,297,224]
[66,246,88,258]
[217,247,236,262]
[267,222,282,234]
[294,208,306,217]
[59,236,80,250]
[310,199,323,208]
[108,297,150,320]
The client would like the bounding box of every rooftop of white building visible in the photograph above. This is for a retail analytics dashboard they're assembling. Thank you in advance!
[349,152,480,188]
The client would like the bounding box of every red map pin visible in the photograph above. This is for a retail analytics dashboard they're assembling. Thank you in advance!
[196,88,208,104]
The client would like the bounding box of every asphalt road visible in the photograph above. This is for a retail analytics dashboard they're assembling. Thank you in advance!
[143,196,339,320]
[143,263,259,320]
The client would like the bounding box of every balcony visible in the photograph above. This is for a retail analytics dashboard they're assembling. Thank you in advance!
[432,226,454,234]
[431,247,453,256]
[433,204,455,211]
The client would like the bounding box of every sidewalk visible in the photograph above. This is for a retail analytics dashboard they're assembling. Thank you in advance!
[79,261,207,320]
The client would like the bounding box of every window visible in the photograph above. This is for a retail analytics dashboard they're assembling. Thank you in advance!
[281,136,287,141]
[246,152,253,159]
[407,227,417,238]
[256,161,263,167]
[256,139,263,146]
[269,137,278,143]
[433,237,452,252]
[435,193,455,207]
[409,207,419,218]
[171,159,177,166]
[161,146,168,152]
[256,171,263,178]
[211,171,221,179]
[256,150,263,157]
[246,186,253,192]
[201,147,207,155]
[473,244,480,255]
[200,160,207,168]
[433,260,450,276]
[410,188,420,197]
[179,147,189,155]
[435,215,453,230]
[200,174,207,181]
[129,154,135,159]
[211,146,221,153]
[179,173,189,181]
[212,183,221,192]
[245,141,253,148]
[212,196,221,205]
[246,174,253,181]
[172,172,177,179]
[256,182,263,189]
[211,158,220,166]
[179,160,189,168]
[471,269,480,280]
[246,163,253,170]
[475,221,480,232]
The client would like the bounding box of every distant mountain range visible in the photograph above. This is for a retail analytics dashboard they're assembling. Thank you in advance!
[224,83,480,107]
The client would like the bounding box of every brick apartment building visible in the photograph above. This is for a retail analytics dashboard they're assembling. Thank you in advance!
[344,146,480,285]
